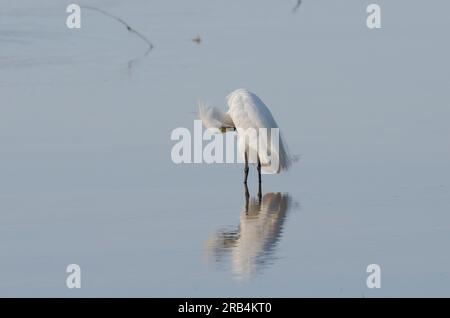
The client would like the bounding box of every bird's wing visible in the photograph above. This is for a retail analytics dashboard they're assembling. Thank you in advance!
[227,89,277,130]
[227,89,291,174]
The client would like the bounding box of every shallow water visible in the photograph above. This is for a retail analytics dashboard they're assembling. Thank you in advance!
[1,0,450,297]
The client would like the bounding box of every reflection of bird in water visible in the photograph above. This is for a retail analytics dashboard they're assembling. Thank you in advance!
[205,186,292,280]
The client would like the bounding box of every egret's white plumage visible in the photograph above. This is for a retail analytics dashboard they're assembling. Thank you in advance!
[199,89,291,175]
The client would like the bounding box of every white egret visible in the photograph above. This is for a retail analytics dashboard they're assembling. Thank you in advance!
[199,89,292,186]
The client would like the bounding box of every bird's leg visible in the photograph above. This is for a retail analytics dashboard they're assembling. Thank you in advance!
[257,156,262,184]
[244,149,249,184]
[244,183,250,213]
[258,183,262,203]
[257,156,262,202]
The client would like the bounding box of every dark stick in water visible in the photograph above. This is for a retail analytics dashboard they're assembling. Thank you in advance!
[81,5,154,55]
[292,0,302,13]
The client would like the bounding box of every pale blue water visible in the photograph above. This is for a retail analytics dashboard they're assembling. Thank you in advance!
[1,0,449,297]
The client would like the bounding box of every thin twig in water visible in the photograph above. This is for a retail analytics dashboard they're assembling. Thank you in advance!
[292,0,302,13]
[82,6,154,53]
[81,5,154,73]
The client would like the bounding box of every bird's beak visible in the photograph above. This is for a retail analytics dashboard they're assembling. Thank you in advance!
[219,127,236,133]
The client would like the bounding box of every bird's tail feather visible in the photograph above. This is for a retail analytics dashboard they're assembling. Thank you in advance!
[258,134,291,174]
[278,133,292,172]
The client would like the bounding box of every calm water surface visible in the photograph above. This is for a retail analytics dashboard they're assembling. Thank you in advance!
[1,0,449,296]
